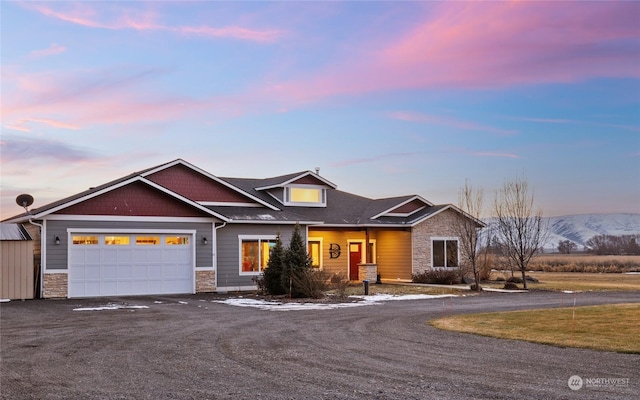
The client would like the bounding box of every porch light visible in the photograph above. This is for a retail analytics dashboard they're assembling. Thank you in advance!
[55,236,60,245]
[202,236,208,245]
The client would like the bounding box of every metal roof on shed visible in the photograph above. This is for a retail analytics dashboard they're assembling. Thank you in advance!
[0,223,32,240]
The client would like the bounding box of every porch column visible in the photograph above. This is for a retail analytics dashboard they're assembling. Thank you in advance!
[365,228,371,263]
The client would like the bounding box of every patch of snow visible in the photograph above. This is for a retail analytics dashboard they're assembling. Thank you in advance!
[178,301,188,304]
[625,272,640,275]
[351,294,456,302]
[0,299,10,303]
[213,293,458,311]
[154,301,164,304]
[482,288,528,293]
[73,305,149,311]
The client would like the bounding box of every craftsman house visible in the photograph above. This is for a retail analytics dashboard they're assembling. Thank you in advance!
[4,159,483,298]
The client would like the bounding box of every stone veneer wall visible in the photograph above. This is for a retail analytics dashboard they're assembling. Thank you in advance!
[358,263,378,282]
[43,273,68,298]
[412,209,464,275]
[196,270,216,293]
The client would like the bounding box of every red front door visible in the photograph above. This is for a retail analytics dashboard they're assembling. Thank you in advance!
[349,243,362,280]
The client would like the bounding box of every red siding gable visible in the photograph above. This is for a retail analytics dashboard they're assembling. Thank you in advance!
[55,181,210,217]
[290,175,326,186]
[147,164,253,203]
[389,199,426,214]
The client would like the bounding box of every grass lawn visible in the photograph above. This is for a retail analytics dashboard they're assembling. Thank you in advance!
[431,303,640,354]
[486,272,640,291]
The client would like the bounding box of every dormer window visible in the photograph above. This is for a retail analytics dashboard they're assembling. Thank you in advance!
[285,186,326,207]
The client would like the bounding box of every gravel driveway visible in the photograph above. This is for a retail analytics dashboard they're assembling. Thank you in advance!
[1,291,638,400]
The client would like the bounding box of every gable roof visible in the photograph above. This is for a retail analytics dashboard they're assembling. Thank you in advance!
[254,171,337,190]
[142,159,278,209]
[3,159,481,228]
[5,175,229,223]
[368,195,433,220]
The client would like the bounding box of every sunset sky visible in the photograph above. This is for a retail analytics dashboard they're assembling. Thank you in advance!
[1,1,639,219]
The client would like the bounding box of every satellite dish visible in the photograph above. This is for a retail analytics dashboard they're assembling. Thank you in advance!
[16,194,34,208]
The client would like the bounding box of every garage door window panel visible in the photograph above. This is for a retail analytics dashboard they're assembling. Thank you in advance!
[73,236,98,245]
[136,236,159,245]
[166,236,189,245]
[105,236,130,245]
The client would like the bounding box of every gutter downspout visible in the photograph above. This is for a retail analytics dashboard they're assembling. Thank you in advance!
[213,222,227,291]
[27,218,44,298]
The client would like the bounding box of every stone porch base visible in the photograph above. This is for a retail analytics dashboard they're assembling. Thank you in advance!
[358,263,378,282]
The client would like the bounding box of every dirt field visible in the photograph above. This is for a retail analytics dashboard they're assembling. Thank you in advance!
[1,291,639,400]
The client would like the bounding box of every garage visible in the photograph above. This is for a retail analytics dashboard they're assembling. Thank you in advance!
[68,232,194,298]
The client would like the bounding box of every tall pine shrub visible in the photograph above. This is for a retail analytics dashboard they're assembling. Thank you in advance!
[263,234,286,295]
[282,223,312,298]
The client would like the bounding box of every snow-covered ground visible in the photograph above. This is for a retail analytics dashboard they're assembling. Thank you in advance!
[212,293,458,311]
[70,294,459,312]
[73,304,150,311]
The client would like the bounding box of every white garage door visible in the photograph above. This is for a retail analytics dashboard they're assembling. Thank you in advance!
[68,233,194,298]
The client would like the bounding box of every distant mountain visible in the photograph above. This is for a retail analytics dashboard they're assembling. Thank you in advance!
[483,213,640,252]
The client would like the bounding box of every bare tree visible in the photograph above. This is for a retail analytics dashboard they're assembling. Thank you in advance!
[493,176,548,289]
[455,180,485,291]
[557,240,577,254]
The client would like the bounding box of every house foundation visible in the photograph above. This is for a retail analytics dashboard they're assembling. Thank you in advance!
[43,273,68,298]
[196,270,216,293]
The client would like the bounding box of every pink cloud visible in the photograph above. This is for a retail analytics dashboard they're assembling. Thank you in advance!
[388,111,517,136]
[27,3,108,29]
[6,118,79,132]
[26,3,284,42]
[4,124,31,132]
[0,64,253,136]
[261,2,640,103]
[379,2,639,87]
[176,25,283,42]
[30,43,66,58]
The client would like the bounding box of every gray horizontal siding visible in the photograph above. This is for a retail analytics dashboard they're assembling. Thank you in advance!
[45,220,213,271]
[216,224,298,288]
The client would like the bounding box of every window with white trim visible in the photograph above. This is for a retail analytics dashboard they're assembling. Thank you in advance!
[432,238,459,268]
[239,236,277,274]
[284,186,326,207]
[308,239,322,269]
